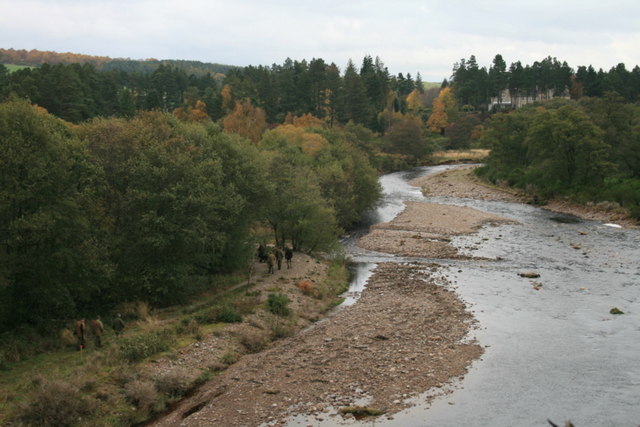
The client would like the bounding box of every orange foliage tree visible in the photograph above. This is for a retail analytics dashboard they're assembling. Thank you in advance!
[427,87,458,134]
[222,99,267,143]
[173,100,209,122]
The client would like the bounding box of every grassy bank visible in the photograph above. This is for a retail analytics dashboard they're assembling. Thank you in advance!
[0,255,351,426]
[429,149,489,165]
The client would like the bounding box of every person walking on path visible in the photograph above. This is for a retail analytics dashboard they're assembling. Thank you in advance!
[285,246,293,269]
[74,319,87,351]
[275,247,284,270]
[267,252,276,274]
[112,314,125,336]
[91,316,104,348]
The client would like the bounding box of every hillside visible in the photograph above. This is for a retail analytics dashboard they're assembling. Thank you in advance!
[0,47,237,76]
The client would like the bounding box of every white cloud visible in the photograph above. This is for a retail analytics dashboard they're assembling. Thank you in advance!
[1,0,639,81]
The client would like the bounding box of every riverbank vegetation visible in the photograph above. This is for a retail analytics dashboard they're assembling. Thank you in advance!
[0,97,379,339]
[477,95,640,219]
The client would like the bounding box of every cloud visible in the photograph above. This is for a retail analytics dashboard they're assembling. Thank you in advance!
[1,0,639,81]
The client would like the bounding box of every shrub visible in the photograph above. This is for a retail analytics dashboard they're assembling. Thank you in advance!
[295,280,316,297]
[267,293,291,317]
[16,379,96,427]
[124,379,158,410]
[239,329,268,353]
[118,329,172,362]
[215,304,243,323]
[270,323,295,339]
[154,367,191,398]
[185,319,201,337]
[220,351,240,365]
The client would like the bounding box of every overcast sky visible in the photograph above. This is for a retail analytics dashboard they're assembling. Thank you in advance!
[1,0,639,81]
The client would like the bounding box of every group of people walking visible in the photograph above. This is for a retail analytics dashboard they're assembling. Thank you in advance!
[257,244,293,274]
[74,314,125,351]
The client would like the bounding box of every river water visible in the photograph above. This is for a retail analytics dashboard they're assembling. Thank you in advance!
[338,165,640,427]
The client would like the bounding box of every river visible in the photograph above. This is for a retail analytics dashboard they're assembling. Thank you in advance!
[338,165,640,426]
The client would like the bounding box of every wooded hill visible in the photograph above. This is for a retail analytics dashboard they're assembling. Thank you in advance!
[0,47,235,76]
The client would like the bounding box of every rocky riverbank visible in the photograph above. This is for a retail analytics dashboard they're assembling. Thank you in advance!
[152,263,481,426]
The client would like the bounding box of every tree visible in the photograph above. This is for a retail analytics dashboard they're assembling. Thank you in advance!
[80,112,263,304]
[338,60,371,125]
[222,99,267,143]
[427,87,457,134]
[0,99,105,328]
[262,151,339,252]
[385,114,431,163]
[445,113,483,149]
[525,105,611,192]
[489,54,508,104]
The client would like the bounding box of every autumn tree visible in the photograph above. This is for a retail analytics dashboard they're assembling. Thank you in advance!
[427,87,457,134]
[222,99,267,143]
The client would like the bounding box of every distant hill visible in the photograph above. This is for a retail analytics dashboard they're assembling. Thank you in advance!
[0,48,238,76]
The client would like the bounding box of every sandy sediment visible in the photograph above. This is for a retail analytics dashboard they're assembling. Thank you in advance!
[358,201,515,258]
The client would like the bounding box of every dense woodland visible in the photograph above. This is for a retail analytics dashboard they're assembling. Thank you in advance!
[1,50,640,338]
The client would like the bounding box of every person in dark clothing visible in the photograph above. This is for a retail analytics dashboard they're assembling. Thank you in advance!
[74,319,87,350]
[285,246,293,269]
[258,243,267,263]
[112,313,125,336]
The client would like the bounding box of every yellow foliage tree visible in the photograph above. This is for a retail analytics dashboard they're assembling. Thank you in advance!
[292,113,325,129]
[427,87,458,134]
[263,125,329,158]
[406,89,425,112]
[427,98,448,134]
[222,99,267,144]
[220,84,233,114]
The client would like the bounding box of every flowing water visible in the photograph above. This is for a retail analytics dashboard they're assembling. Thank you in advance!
[336,165,640,426]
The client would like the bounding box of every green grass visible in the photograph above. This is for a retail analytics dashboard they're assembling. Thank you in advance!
[423,81,441,90]
[2,63,34,72]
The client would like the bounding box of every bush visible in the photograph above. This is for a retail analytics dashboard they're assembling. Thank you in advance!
[124,379,158,410]
[215,303,243,323]
[154,367,191,398]
[118,329,172,362]
[267,293,291,317]
[295,280,317,297]
[239,329,268,353]
[220,351,240,365]
[16,380,96,426]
